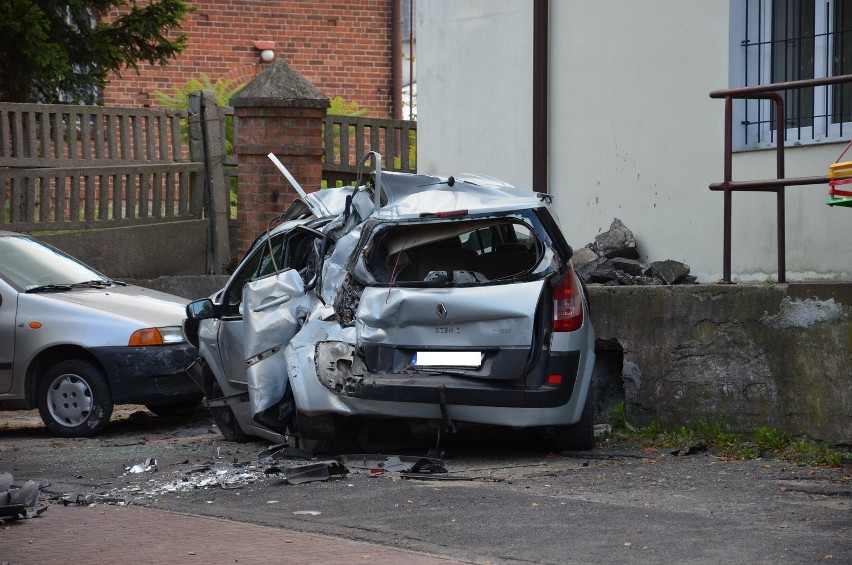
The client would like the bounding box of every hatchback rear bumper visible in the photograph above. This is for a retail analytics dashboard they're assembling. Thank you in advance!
[350,351,580,408]
[287,332,595,427]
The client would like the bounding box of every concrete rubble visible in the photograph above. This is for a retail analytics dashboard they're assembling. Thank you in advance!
[573,218,695,286]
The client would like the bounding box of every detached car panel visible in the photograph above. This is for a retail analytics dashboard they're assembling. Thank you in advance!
[186,156,596,450]
[0,232,201,437]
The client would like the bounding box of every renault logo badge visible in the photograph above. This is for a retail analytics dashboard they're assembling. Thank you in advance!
[436,303,448,320]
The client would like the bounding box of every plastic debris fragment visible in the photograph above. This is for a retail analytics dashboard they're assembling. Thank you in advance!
[0,475,47,522]
[283,461,348,485]
[125,458,158,474]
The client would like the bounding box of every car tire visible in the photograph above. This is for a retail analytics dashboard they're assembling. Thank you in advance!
[554,384,595,451]
[145,399,202,418]
[37,359,113,438]
[208,379,251,443]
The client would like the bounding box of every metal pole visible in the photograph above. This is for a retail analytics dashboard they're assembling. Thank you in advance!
[723,97,733,283]
[409,0,415,120]
[774,93,786,283]
[532,0,548,194]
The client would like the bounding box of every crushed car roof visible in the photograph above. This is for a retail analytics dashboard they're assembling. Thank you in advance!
[295,171,549,223]
[376,172,549,219]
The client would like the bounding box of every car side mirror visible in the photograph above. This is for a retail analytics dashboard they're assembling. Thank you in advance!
[186,298,218,320]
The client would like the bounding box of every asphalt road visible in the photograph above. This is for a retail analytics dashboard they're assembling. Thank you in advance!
[2,407,850,564]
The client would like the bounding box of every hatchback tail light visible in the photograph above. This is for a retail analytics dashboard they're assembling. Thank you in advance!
[553,267,584,332]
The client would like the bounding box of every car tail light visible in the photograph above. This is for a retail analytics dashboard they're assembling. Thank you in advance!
[553,267,583,332]
[129,326,185,346]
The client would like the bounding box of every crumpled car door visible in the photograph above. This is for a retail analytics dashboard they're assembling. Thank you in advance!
[242,268,309,417]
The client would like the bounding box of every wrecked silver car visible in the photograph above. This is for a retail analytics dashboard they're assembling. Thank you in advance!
[185,154,596,451]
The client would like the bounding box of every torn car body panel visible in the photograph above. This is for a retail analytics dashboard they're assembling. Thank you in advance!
[355,282,543,344]
[243,269,311,416]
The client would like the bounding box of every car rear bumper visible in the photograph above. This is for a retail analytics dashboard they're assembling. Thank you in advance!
[89,344,201,404]
[288,341,594,427]
[350,351,580,408]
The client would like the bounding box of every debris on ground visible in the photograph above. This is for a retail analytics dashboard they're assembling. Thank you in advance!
[282,461,348,485]
[670,444,709,456]
[257,443,314,462]
[59,494,129,506]
[0,473,48,522]
[124,458,158,474]
[341,454,448,476]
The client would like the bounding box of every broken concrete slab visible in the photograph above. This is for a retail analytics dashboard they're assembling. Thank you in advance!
[609,257,645,277]
[593,218,639,260]
[571,246,599,272]
[646,260,691,285]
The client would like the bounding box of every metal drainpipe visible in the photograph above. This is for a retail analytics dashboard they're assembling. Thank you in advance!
[392,0,403,120]
[533,0,548,194]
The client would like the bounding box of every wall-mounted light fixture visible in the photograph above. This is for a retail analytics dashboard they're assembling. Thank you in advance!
[253,40,276,62]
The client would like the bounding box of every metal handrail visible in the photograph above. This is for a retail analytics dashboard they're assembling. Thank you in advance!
[709,74,852,283]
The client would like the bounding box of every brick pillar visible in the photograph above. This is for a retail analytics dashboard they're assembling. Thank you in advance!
[231,59,330,257]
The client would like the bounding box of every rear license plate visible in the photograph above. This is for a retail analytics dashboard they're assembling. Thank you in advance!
[411,351,482,367]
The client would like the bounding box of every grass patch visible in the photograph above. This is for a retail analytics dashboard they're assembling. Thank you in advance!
[606,403,851,467]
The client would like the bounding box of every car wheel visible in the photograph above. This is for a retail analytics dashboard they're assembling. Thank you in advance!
[554,384,595,451]
[37,359,113,438]
[208,379,250,443]
[145,399,202,418]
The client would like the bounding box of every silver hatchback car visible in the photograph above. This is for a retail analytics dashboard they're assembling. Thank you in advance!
[185,157,596,451]
[0,232,201,437]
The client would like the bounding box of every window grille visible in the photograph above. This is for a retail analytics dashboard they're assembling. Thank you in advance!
[737,0,852,149]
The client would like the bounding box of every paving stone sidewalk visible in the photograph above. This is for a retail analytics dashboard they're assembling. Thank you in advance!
[1,503,458,564]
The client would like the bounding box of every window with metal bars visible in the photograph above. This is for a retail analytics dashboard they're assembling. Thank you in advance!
[734,0,852,150]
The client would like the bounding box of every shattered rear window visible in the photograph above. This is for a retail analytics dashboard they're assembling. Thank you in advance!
[365,218,543,284]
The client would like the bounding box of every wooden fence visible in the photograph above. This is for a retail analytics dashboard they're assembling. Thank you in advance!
[0,103,210,232]
[322,115,416,186]
[1,105,416,229]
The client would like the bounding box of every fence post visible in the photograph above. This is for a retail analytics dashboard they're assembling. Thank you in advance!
[187,95,205,218]
[231,58,330,256]
[189,90,231,275]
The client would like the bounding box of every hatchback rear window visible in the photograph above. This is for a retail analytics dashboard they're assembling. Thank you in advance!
[366,219,542,284]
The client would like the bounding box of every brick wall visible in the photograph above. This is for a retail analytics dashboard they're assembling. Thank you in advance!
[101,0,394,117]
[233,103,327,255]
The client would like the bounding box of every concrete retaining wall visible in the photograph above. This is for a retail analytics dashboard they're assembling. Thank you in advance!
[124,275,230,301]
[37,220,210,279]
[590,284,851,444]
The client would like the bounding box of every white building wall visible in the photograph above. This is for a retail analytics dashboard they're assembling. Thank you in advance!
[417,0,534,187]
[418,1,852,282]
